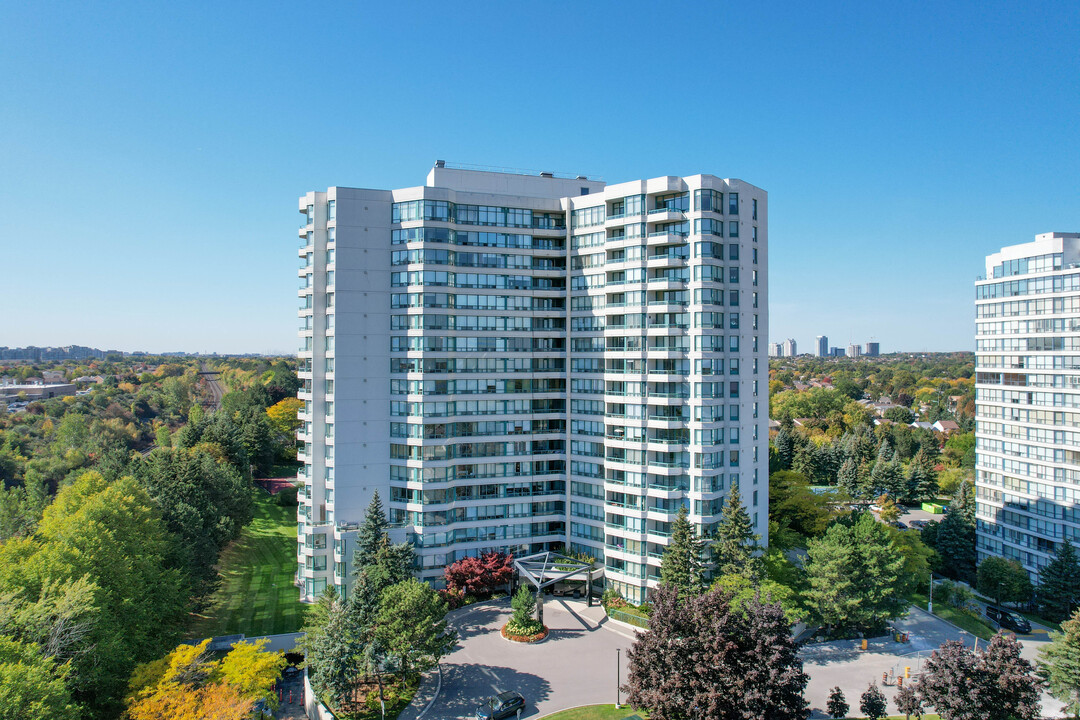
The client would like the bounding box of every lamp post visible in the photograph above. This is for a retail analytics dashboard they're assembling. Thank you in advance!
[928,574,933,614]
[615,648,621,709]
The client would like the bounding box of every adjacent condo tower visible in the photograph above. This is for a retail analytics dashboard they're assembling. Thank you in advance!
[975,232,1080,578]
[296,163,769,603]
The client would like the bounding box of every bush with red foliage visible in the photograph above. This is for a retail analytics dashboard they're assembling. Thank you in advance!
[444,551,514,598]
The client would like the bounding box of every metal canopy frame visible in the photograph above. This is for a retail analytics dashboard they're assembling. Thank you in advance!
[512,551,598,623]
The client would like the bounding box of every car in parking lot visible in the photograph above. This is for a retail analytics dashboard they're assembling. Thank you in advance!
[891,521,909,530]
[985,605,1031,634]
[909,519,929,530]
[475,691,526,720]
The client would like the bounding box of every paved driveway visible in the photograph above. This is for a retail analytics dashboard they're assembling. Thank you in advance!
[411,598,636,720]
[800,606,1065,719]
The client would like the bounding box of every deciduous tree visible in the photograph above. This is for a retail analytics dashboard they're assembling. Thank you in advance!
[918,637,1041,720]
[0,635,82,720]
[825,686,848,719]
[443,551,514,597]
[977,557,1033,607]
[859,683,887,720]
[623,584,809,720]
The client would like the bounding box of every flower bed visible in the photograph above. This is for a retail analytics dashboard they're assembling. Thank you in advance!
[501,622,549,643]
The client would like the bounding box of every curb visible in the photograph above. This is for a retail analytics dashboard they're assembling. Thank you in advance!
[907,604,989,644]
[413,662,442,720]
[534,704,634,719]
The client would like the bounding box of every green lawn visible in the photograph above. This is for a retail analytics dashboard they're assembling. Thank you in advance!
[910,592,996,640]
[189,489,306,638]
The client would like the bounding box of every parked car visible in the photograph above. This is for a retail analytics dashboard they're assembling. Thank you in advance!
[891,521,909,530]
[475,691,526,720]
[909,519,928,530]
[985,605,1031,634]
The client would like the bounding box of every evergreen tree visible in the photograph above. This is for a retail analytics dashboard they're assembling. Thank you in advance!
[659,506,705,598]
[711,484,763,580]
[1039,608,1080,718]
[876,437,895,464]
[804,512,907,632]
[793,443,819,484]
[355,491,389,570]
[837,457,860,499]
[826,686,849,719]
[1038,539,1080,622]
[906,448,938,504]
[859,683,888,720]
[775,427,796,472]
[930,480,978,582]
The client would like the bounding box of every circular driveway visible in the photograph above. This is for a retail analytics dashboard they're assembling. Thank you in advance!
[421,597,636,719]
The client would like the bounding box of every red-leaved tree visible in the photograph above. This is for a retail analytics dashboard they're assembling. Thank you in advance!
[443,551,514,597]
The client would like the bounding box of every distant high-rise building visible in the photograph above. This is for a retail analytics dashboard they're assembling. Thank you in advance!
[976,232,1080,578]
[847,344,861,358]
[865,342,880,357]
[295,164,770,604]
[768,342,782,358]
[782,338,797,357]
[830,347,846,357]
[816,336,829,357]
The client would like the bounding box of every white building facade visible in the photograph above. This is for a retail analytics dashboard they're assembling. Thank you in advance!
[816,335,829,357]
[975,232,1080,577]
[295,164,769,603]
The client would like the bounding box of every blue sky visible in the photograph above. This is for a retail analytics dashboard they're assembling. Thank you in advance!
[1,1,1076,354]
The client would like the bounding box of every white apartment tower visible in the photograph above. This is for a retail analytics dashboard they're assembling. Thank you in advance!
[782,338,797,357]
[295,164,769,603]
[975,232,1080,577]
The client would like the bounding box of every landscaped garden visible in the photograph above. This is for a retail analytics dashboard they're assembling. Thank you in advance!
[189,487,306,638]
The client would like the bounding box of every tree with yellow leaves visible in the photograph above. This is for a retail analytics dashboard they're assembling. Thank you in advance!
[125,638,285,720]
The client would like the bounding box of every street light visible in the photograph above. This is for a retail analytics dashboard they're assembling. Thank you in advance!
[616,648,621,709]
[928,574,933,614]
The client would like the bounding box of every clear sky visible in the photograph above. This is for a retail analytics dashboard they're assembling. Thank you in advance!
[2,1,1077,354]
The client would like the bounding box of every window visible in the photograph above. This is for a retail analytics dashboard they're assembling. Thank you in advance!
[728,221,739,238]
[728,244,739,260]
[328,199,336,221]
[751,198,757,220]
[694,189,723,213]
[728,193,739,215]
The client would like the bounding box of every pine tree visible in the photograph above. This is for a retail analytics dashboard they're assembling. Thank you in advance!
[1038,539,1080,622]
[1039,608,1080,718]
[837,457,861,499]
[826,686,849,719]
[860,683,887,720]
[711,484,763,580]
[906,448,938,504]
[775,427,796,471]
[793,443,819,483]
[659,506,705,598]
[355,491,389,569]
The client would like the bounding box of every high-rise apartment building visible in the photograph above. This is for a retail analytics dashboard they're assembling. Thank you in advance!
[865,341,880,357]
[782,338,797,357]
[847,343,862,358]
[816,336,829,357]
[295,164,769,603]
[975,232,1080,577]
[768,342,782,358]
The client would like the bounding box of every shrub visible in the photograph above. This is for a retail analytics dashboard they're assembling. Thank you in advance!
[511,585,537,626]
[273,486,298,506]
[504,617,544,638]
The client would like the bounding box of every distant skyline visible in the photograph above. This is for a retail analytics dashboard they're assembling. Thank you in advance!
[1,1,1077,354]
